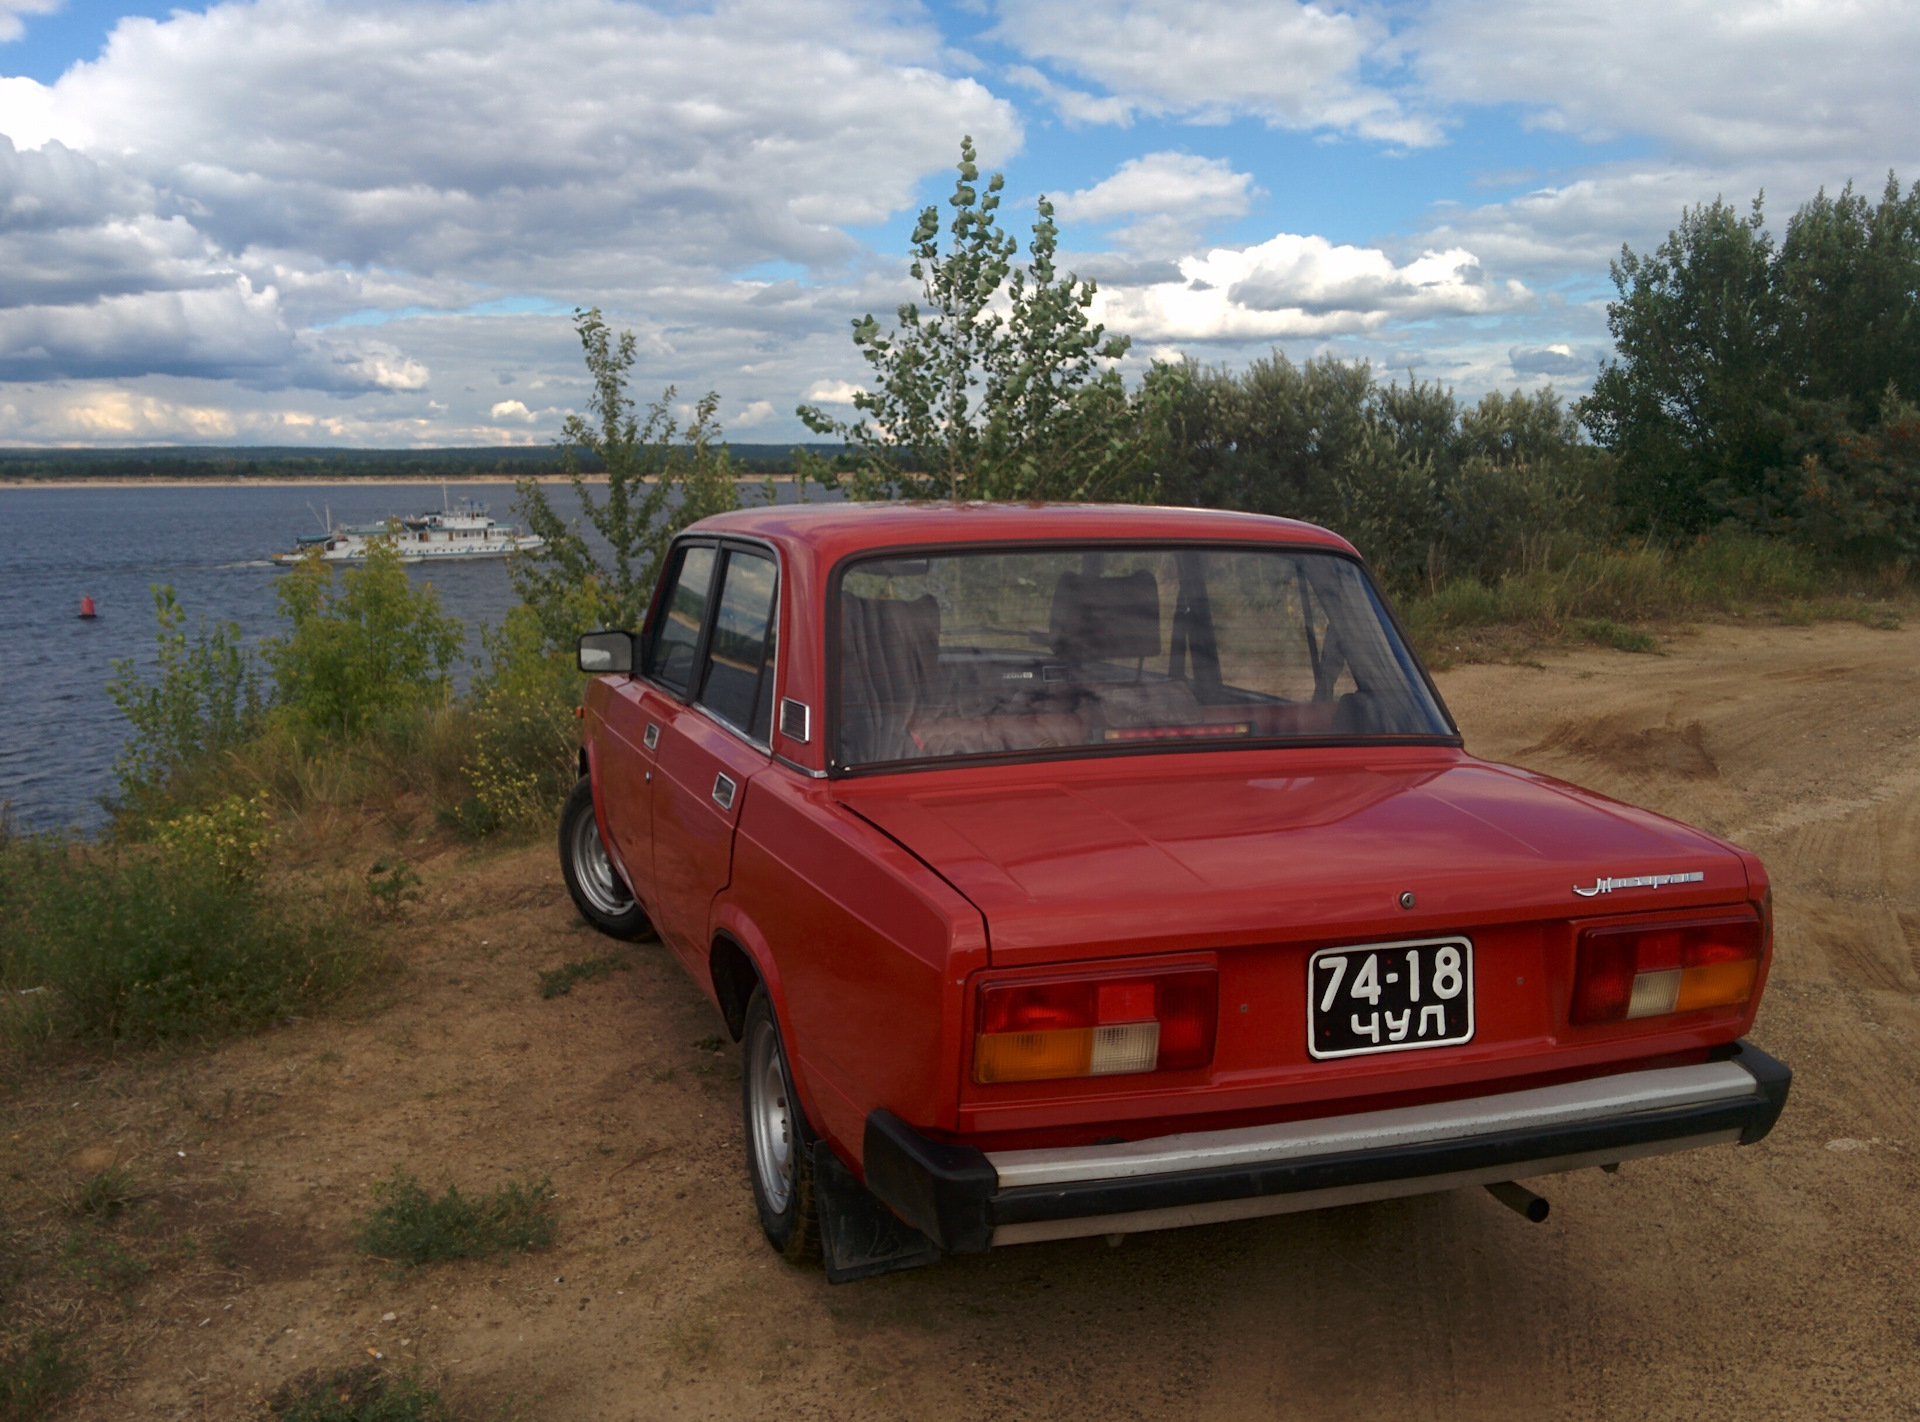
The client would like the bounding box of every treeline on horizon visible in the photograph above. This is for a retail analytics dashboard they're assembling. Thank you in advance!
[0,442,851,481]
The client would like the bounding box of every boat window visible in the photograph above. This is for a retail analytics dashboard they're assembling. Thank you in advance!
[644,545,718,695]
[834,544,1449,769]
[696,550,778,742]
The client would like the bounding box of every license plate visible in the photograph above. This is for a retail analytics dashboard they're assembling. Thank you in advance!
[1307,937,1474,1060]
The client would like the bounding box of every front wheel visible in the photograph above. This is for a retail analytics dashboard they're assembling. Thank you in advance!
[557,777,651,939]
[742,986,820,1262]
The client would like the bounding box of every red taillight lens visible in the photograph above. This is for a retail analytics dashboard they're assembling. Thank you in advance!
[974,968,1217,1084]
[1571,914,1763,1025]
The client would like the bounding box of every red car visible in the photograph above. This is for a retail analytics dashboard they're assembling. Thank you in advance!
[560,503,1789,1281]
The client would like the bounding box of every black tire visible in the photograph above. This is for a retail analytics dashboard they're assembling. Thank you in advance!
[557,777,651,939]
[741,986,821,1262]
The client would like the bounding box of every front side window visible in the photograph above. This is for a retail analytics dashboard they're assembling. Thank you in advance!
[834,545,1450,769]
[645,544,717,694]
[697,550,778,740]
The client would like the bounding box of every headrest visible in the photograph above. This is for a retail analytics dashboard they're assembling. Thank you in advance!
[1049,569,1161,662]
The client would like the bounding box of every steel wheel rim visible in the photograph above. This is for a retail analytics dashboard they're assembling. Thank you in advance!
[748,1018,795,1214]
[570,806,633,916]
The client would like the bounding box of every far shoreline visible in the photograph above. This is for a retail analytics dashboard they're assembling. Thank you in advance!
[0,473,806,490]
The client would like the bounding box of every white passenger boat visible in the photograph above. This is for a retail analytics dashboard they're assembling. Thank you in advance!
[274,493,545,564]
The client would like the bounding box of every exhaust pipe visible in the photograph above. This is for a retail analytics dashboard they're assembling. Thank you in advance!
[1484,1181,1549,1222]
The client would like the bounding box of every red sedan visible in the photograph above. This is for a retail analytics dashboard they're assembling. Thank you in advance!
[560,503,1789,1281]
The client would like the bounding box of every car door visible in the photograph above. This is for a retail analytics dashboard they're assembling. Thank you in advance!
[599,542,719,911]
[650,542,780,972]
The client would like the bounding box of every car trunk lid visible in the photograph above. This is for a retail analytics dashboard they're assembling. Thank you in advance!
[838,751,1751,966]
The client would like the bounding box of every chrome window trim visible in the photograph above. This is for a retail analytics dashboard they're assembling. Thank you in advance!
[648,532,784,758]
[773,753,828,780]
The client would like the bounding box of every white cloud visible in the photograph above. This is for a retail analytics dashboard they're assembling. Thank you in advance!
[0,0,1018,418]
[1096,232,1529,343]
[1411,0,1920,167]
[991,0,1438,145]
[1053,152,1253,225]
[0,0,58,45]
[732,399,776,428]
[489,399,534,422]
[1052,151,1255,259]
[803,378,864,405]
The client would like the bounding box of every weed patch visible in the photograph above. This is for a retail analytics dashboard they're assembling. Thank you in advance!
[1573,619,1661,653]
[61,1167,142,1220]
[537,955,629,1000]
[0,827,367,1048]
[269,1364,448,1421]
[0,1330,82,1421]
[355,1170,555,1267]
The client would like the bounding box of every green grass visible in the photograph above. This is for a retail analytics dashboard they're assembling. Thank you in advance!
[1572,618,1661,653]
[269,1365,448,1421]
[0,1331,83,1421]
[0,830,367,1049]
[354,1170,556,1267]
[1401,533,1904,656]
[537,954,629,999]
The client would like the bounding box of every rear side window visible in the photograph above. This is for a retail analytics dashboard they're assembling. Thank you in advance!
[696,550,779,740]
[645,544,717,694]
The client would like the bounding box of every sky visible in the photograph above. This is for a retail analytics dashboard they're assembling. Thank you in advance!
[0,0,1915,448]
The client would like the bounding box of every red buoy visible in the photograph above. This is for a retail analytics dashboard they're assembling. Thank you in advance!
[79,596,97,619]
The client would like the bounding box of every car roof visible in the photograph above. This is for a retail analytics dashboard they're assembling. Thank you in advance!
[687,500,1359,561]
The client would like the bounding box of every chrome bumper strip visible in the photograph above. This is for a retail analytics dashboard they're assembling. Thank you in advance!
[986,1060,1760,1190]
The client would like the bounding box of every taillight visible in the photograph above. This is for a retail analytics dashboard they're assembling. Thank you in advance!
[1570,914,1763,1025]
[973,968,1217,1084]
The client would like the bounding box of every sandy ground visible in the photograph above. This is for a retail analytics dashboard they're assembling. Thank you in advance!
[8,618,1920,1421]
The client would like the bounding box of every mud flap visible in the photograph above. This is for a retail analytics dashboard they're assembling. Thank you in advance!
[812,1140,942,1284]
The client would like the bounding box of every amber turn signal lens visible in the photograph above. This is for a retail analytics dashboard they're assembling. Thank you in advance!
[1674,957,1758,1012]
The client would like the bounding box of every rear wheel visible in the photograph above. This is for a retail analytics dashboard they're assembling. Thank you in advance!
[558,777,650,939]
[742,986,820,1262]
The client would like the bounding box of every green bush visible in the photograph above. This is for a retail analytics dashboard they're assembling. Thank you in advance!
[270,1365,448,1422]
[106,585,263,809]
[0,801,363,1046]
[451,604,581,837]
[354,1170,556,1267]
[269,541,463,737]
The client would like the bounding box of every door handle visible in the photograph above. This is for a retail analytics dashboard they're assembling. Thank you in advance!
[644,723,659,750]
[712,772,736,811]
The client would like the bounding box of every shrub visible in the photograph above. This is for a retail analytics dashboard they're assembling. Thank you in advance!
[0,817,363,1047]
[452,604,581,836]
[354,1170,556,1267]
[106,585,263,808]
[268,541,463,737]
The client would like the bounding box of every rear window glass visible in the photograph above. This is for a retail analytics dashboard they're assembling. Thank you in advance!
[834,546,1449,769]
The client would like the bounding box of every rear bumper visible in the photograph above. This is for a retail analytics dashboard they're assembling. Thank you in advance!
[864,1040,1791,1252]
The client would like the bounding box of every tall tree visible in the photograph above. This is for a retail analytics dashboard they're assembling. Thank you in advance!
[799,137,1175,502]
[1581,197,1784,534]
[512,309,738,650]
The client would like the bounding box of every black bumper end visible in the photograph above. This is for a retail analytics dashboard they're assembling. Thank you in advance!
[865,1040,1792,1254]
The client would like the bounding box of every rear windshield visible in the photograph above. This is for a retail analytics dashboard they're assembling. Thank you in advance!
[834,545,1451,769]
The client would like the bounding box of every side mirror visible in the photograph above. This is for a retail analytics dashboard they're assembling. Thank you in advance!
[577,630,636,674]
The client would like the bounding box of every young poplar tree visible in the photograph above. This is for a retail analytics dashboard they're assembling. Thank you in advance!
[511,308,740,650]
[798,137,1177,502]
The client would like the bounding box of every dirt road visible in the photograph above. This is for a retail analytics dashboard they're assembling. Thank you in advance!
[16,619,1920,1420]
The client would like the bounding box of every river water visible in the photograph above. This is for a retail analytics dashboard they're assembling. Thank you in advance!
[0,481,610,832]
